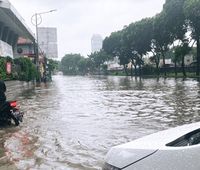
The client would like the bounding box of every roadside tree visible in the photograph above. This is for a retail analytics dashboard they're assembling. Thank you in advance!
[61,54,84,75]
[184,0,200,75]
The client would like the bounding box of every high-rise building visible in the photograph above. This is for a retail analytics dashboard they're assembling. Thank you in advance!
[38,27,58,59]
[91,34,103,53]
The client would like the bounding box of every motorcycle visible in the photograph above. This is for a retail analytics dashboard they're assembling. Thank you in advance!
[0,101,24,126]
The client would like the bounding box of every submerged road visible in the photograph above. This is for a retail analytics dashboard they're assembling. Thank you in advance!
[1,76,200,169]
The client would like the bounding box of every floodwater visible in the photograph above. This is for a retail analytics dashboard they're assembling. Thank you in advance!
[1,76,200,170]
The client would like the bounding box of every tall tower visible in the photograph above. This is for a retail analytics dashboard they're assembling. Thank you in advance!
[91,34,103,53]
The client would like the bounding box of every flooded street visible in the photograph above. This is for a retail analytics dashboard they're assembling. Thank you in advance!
[1,76,200,170]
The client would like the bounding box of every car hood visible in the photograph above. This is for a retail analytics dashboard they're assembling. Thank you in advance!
[105,122,200,169]
[105,147,157,169]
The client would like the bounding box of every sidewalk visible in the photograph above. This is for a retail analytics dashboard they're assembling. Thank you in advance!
[5,81,34,101]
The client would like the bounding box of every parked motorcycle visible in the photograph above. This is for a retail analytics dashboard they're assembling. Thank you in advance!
[0,101,24,126]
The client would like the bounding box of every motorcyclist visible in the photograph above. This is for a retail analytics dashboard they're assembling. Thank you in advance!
[0,80,19,126]
[0,79,6,103]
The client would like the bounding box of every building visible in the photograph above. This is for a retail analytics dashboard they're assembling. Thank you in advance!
[0,0,35,58]
[184,54,193,66]
[14,37,35,59]
[106,57,123,71]
[38,27,58,59]
[91,34,103,53]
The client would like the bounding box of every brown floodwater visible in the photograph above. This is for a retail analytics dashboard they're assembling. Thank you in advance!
[1,76,200,170]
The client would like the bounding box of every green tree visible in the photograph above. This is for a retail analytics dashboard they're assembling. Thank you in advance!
[61,54,84,75]
[184,0,200,75]
[171,48,182,76]
[163,0,191,77]
[14,57,37,81]
[123,18,153,76]
[88,50,111,74]
[103,31,130,75]
[163,0,187,41]
[152,12,173,76]
[78,58,90,74]
[48,59,59,72]
[103,31,122,57]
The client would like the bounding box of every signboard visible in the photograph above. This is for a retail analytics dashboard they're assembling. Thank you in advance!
[0,40,13,58]
[38,27,58,58]
[6,62,12,74]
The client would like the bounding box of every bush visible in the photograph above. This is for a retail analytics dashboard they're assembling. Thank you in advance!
[13,57,37,81]
[0,56,40,81]
[0,57,7,79]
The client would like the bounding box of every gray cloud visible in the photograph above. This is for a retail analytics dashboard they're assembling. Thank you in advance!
[9,0,165,58]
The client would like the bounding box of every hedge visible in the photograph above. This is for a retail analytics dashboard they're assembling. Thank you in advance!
[0,56,37,81]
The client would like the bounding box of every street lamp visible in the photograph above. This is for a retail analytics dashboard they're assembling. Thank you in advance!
[31,9,56,82]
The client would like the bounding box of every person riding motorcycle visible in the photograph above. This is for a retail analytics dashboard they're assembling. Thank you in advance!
[0,80,19,126]
[0,79,6,102]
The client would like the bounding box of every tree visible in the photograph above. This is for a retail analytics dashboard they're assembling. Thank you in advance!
[88,50,111,73]
[152,12,173,76]
[163,0,190,77]
[103,31,122,57]
[149,52,161,75]
[48,59,59,72]
[181,42,191,77]
[14,57,37,81]
[184,0,200,75]
[61,54,84,75]
[78,58,90,74]
[103,31,130,75]
[118,47,132,76]
[124,18,153,76]
[171,48,181,76]
[163,0,187,41]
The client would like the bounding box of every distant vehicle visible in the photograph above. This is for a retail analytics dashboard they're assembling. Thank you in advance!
[103,122,200,170]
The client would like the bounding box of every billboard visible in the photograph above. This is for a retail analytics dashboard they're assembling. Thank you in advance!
[38,27,58,59]
[0,40,13,58]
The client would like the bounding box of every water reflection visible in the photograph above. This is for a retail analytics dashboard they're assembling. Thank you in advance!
[1,76,200,169]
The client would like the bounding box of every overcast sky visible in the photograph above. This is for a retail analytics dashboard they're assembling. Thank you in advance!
[9,0,165,59]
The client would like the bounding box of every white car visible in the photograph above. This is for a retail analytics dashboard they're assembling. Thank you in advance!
[103,122,200,170]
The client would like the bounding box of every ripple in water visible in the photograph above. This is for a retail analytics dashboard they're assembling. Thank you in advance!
[2,76,200,169]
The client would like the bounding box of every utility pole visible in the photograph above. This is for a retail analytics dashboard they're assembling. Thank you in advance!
[31,9,56,82]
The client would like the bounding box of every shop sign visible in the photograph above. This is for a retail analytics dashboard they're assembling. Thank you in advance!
[6,62,12,74]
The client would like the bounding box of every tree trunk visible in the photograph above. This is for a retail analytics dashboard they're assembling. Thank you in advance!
[139,64,142,77]
[131,62,133,77]
[123,64,128,76]
[175,60,177,77]
[196,37,200,76]
[156,60,159,76]
[98,66,101,75]
[161,50,166,77]
[131,59,137,77]
[181,56,186,77]
[134,65,137,77]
